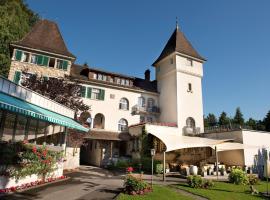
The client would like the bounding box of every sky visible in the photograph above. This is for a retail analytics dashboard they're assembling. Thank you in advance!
[26,0,270,120]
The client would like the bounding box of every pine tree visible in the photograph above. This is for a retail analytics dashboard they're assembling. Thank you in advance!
[204,113,217,127]
[263,111,270,132]
[218,112,230,126]
[233,107,245,126]
[245,118,257,129]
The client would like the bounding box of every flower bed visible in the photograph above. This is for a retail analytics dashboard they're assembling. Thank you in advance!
[0,175,67,194]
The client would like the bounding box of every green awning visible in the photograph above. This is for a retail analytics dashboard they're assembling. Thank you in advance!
[0,92,89,132]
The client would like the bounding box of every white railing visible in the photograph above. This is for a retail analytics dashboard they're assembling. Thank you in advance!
[0,76,75,118]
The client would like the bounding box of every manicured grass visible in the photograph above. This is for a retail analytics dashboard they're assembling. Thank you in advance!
[117,185,194,200]
[178,181,270,200]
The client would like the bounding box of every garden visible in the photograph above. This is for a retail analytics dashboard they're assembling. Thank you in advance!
[0,141,66,194]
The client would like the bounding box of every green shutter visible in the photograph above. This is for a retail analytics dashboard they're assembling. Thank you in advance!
[42,56,49,66]
[37,55,43,65]
[63,60,68,71]
[99,89,105,100]
[13,71,21,84]
[87,87,92,98]
[81,86,86,97]
[15,50,22,61]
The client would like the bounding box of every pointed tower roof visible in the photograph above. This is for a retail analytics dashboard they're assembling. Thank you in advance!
[152,27,205,66]
[12,19,75,59]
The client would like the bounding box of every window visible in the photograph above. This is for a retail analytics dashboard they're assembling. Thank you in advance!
[92,88,100,99]
[118,118,128,131]
[56,59,68,71]
[121,79,125,85]
[49,58,55,68]
[138,97,146,107]
[186,58,193,66]
[21,72,35,84]
[115,77,121,84]
[97,74,103,80]
[93,73,97,79]
[30,54,38,64]
[125,79,130,86]
[15,50,22,61]
[140,116,145,123]
[147,98,155,108]
[21,52,30,62]
[170,58,173,64]
[119,98,129,110]
[102,75,107,81]
[146,116,153,123]
[81,86,105,100]
[188,83,192,92]
[13,71,21,84]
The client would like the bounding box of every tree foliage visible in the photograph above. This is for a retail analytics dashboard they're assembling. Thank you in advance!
[218,111,231,126]
[233,107,244,126]
[0,0,39,77]
[21,74,90,113]
[264,111,270,132]
[204,113,217,127]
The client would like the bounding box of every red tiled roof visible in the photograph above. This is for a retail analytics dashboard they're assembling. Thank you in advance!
[11,19,75,58]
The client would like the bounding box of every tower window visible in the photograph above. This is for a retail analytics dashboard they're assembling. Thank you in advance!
[186,58,193,66]
[188,83,192,92]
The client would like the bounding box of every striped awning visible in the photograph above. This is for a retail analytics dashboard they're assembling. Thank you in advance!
[0,92,88,132]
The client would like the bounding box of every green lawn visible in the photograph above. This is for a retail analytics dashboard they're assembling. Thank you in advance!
[177,181,270,200]
[117,185,194,200]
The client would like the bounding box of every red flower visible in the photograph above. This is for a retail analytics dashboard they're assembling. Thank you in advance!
[32,146,37,153]
[126,167,134,173]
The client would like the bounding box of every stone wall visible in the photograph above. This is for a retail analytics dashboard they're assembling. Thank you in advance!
[8,60,70,81]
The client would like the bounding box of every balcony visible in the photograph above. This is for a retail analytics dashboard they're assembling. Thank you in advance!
[131,105,160,115]
[0,76,75,118]
[183,126,201,136]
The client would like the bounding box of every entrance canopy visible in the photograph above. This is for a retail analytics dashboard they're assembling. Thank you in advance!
[0,92,88,132]
[145,124,256,152]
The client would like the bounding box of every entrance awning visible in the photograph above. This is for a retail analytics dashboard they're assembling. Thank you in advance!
[145,124,232,152]
[0,92,88,132]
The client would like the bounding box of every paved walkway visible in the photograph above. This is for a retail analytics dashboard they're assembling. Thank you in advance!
[1,166,124,200]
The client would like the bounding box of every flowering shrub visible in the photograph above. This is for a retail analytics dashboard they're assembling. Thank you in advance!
[0,175,67,194]
[124,174,151,195]
[187,175,214,189]
[0,141,63,180]
[126,167,134,173]
[247,174,259,185]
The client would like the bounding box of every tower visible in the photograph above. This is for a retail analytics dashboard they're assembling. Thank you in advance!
[153,24,206,134]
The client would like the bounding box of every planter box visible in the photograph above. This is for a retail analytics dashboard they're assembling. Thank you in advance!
[0,162,63,190]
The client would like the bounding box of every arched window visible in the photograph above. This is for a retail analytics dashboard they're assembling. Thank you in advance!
[119,98,129,110]
[94,113,105,129]
[138,97,145,107]
[118,118,128,131]
[79,111,91,127]
[186,117,195,128]
[147,98,155,108]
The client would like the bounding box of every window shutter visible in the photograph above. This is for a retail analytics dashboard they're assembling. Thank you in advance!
[15,50,22,61]
[63,60,68,71]
[81,86,86,97]
[13,71,21,84]
[87,87,92,98]
[99,89,105,100]
[37,55,43,65]
[42,56,49,66]
[43,76,49,81]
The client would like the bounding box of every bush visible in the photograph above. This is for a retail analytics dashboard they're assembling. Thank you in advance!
[229,168,248,185]
[202,179,214,189]
[155,164,163,174]
[124,174,151,195]
[115,159,131,169]
[248,174,259,185]
[187,175,203,188]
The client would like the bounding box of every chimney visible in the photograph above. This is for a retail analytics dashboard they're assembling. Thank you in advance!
[144,69,150,81]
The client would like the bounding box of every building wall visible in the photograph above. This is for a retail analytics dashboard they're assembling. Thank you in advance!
[156,56,177,124]
[81,83,159,131]
[218,150,245,166]
[176,55,204,133]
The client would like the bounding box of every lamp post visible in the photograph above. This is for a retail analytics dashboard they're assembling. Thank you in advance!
[151,148,156,188]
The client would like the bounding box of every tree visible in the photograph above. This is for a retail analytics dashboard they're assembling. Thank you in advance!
[233,107,245,126]
[204,113,217,127]
[21,74,90,114]
[263,111,270,132]
[218,111,230,126]
[0,0,39,77]
[245,118,257,129]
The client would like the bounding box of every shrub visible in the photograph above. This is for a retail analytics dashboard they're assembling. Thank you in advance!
[248,174,259,185]
[155,164,163,174]
[187,175,203,188]
[115,159,131,169]
[124,174,151,195]
[202,179,214,189]
[140,157,161,173]
[229,168,248,185]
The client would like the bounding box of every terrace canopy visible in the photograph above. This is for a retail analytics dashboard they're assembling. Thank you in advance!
[0,92,88,132]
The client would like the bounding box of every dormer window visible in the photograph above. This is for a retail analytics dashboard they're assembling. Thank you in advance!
[30,54,38,64]
[56,59,68,71]
[186,58,193,66]
[21,52,30,62]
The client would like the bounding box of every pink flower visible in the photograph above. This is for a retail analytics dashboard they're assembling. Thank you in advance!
[126,167,134,173]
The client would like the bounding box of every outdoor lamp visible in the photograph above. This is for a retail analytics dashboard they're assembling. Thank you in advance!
[151,148,156,157]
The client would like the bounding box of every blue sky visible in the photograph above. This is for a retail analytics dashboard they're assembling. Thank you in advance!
[26,0,270,120]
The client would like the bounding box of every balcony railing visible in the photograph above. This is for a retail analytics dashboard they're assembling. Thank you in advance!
[0,76,75,118]
[183,126,201,135]
[132,105,160,115]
